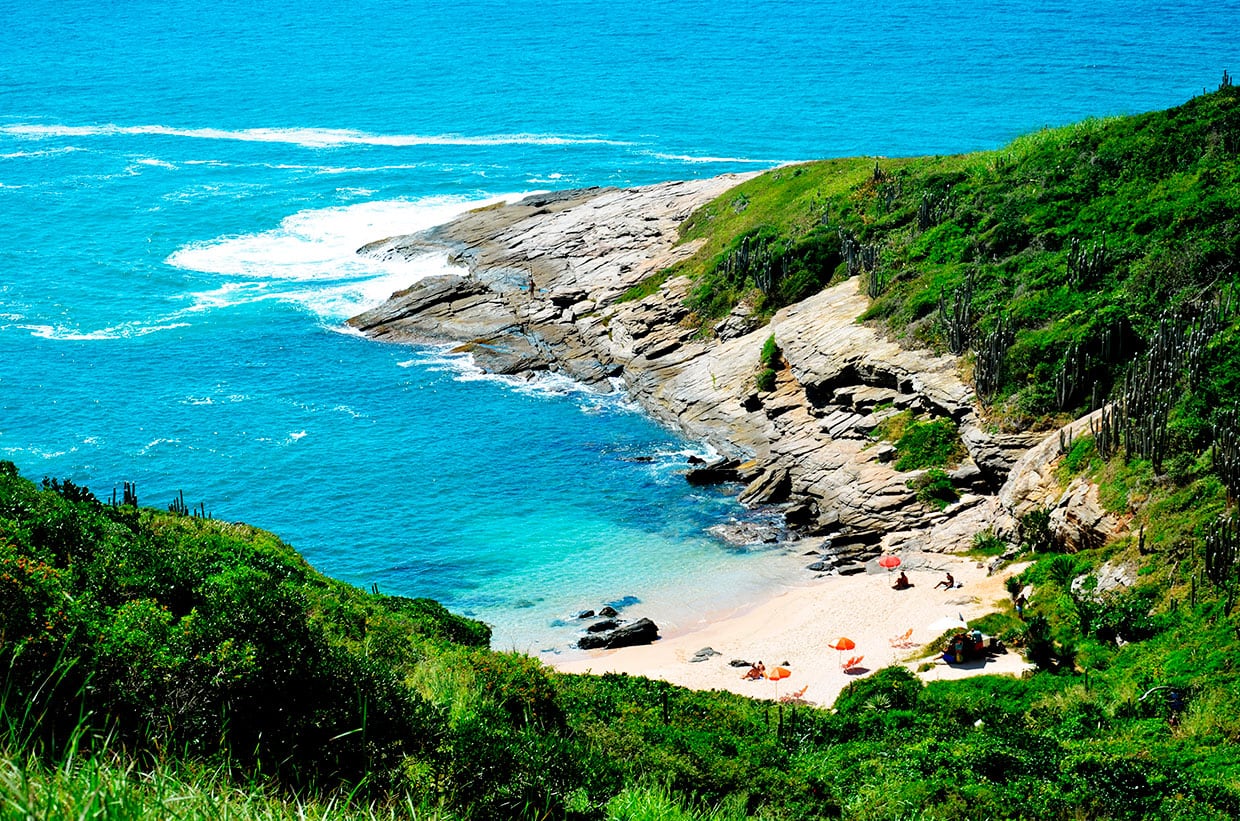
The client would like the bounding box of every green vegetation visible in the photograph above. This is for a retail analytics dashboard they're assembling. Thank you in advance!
[669,84,1240,433]
[871,410,967,471]
[908,467,959,509]
[6,88,1240,818]
[754,334,781,392]
[4,460,1240,818]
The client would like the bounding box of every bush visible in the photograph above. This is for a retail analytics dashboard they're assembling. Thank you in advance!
[908,468,958,509]
[755,367,777,392]
[894,418,966,470]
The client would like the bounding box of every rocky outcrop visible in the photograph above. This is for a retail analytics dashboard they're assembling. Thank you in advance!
[349,177,1126,560]
[576,617,660,650]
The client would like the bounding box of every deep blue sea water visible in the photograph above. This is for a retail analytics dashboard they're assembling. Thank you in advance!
[2,0,1237,652]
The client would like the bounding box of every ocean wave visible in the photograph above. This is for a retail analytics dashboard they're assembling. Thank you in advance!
[17,320,191,341]
[1,123,633,149]
[166,194,526,323]
[646,150,785,165]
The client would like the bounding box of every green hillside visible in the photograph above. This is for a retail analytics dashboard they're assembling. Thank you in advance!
[4,85,1240,819]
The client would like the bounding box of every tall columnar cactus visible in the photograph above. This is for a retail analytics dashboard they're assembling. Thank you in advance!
[1055,342,1088,410]
[1215,407,1240,503]
[1204,514,1240,614]
[1067,234,1109,285]
[938,269,973,354]
[839,230,881,280]
[720,234,784,297]
[917,190,953,232]
[973,315,1013,402]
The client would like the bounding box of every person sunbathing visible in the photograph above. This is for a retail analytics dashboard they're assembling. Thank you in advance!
[933,572,955,590]
[893,571,911,589]
[742,661,766,680]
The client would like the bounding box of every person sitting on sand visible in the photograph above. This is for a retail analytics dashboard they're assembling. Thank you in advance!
[742,661,766,680]
[893,570,911,590]
[933,572,955,590]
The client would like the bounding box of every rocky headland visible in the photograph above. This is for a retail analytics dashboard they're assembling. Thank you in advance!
[349,176,1118,580]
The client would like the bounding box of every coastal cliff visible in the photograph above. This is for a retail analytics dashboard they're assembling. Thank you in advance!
[348,176,1083,566]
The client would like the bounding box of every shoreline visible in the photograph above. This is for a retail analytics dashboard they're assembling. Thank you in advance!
[545,551,1034,707]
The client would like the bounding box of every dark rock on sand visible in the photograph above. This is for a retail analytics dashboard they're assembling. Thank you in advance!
[576,617,660,650]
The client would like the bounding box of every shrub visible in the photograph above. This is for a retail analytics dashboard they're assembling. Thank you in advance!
[755,367,777,392]
[908,468,958,509]
[893,418,966,470]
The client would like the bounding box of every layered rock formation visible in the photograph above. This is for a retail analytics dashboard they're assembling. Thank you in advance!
[349,177,1121,570]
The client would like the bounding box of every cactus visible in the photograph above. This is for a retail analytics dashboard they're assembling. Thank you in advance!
[1204,514,1240,614]
[1067,234,1108,285]
[973,314,1013,402]
[839,230,881,279]
[720,234,784,297]
[918,190,953,232]
[1222,68,1234,90]
[938,269,973,354]
[1055,341,1087,410]
[170,489,189,516]
[1214,407,1240,503]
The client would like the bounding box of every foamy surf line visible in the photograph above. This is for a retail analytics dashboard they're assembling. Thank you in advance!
[2,124,633,150]
[166,193,539,323]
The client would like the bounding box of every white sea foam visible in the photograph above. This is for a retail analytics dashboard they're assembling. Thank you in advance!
[18,320,191,341]
[2,123,631,149]
[647,151,784,165]
[135,157,176,168]
[166,195,526,323]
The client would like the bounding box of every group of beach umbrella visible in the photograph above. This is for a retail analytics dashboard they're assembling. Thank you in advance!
[761,554,904,697]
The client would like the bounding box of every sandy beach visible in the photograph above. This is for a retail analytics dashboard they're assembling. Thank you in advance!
[547,552,1034,708]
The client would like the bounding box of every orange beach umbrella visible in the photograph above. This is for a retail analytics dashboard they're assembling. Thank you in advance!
[767,666,791,699]
[878,554,901,571]
[827,636,856,666]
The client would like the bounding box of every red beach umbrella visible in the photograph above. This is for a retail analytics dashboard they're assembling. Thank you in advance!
[878,555,901,571]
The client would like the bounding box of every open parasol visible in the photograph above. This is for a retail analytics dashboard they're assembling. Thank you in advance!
[767,666,791,699]
[827,636,856,667]
[878,554,901,571]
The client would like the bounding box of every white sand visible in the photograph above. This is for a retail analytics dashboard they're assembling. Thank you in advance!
[547,553,1034,707]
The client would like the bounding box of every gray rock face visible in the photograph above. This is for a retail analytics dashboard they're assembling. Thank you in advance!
[349,177,1127,562]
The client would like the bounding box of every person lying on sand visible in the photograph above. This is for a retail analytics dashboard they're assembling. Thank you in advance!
[742,661,765,680]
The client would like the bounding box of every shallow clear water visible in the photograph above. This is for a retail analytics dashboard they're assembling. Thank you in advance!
[1,0,1236,650]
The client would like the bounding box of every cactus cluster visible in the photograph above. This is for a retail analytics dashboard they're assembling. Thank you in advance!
[973,315,1013,402]
[917,190,952,232]
[110,481,138,507]
[1215,407,1240,502]
[1204,514,1239,610]
[720,234,784,297]
[1089,293,1235,472]
[1055,319,1128,412]
[1066,234,1109,285]
[938,269,973,354]
[169,489,210,519]
[839,229,880,279]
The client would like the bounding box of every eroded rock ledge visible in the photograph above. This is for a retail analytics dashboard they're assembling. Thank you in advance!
[349,178,1115,565]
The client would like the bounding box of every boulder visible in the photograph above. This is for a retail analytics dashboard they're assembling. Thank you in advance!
[576,617,660,649]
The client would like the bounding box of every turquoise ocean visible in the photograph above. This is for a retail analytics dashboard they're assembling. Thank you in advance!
[2,0,1237,652]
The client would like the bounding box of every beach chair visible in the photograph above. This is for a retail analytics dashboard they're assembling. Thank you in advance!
[779,685,809,703]
[889,628,913,647]
[843,655,865,672]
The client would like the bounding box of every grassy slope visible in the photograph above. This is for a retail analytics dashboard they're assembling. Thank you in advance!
[669,85,1240,430]
[4,88,1240,820]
